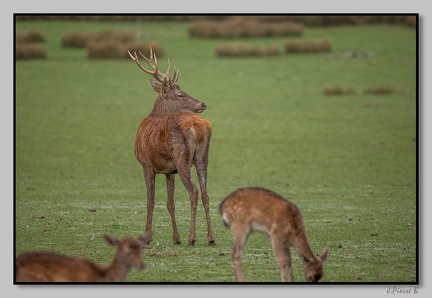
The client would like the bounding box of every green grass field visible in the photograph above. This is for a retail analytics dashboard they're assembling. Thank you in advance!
[15,19,417,283]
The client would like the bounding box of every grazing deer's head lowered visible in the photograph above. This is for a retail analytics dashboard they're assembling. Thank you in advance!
[128,47,215,246]
[15,232,152,283]
[219,187,329,282]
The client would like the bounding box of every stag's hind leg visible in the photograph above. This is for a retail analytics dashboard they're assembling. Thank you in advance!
[194,136,216,246]
[166,174,181,245]
[176,165,199,246]
[195,165,216,246]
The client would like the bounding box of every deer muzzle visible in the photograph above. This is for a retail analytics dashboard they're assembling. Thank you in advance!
[196,103,207,113]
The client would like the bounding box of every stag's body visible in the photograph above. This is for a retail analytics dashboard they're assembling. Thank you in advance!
[129,48,215,246]
[15,233,151,282]
[219,187,329,282]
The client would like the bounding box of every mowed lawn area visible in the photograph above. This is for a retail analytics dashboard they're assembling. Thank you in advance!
[15,18,417,283]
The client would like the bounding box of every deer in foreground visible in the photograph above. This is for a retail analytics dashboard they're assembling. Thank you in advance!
[128,47,215,246]
[219,187,329,282]
[15,232,152,282]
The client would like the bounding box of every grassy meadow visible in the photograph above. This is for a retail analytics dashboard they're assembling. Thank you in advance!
[14,18,417,283]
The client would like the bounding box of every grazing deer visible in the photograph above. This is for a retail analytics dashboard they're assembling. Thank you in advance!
[15,232,152,282]
[219,187,329,282]
[128,47,215,246]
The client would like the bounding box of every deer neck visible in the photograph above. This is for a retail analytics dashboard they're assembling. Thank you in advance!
[149,96,171,117]
[102,253,130,282]
[149,96,195,118]
[293,237,318,265]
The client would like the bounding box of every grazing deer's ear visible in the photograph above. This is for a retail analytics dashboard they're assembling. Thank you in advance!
[320,247,329,262]
[149,79,162,93]
[103,235,119,247]
[299,253,311,264]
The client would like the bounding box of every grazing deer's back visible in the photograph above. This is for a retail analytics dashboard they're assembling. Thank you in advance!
[219,187,303,235]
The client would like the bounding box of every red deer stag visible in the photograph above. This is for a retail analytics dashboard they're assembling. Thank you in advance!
[128,47,215,246]
[15,232,152,282]
[219,187,329,282]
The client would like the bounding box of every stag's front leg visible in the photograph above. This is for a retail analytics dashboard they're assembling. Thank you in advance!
[166,173,181,245]
[194,137,216,246]
[143,167,155,245]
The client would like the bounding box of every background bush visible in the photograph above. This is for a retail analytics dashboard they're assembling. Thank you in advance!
[61,30,135,48]
[15,43,47,60]
[15,30,45,43]
[189,17,304,38]
[363,85,404,95]
[322,86,357,96]
[15,30,47,60]
[86,40,163,59]
[285,39,332,53]
[60,30,163,59]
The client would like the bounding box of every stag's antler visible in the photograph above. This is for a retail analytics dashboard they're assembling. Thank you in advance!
[127,46,179,83]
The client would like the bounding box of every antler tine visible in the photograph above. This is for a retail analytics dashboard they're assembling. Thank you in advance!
[140,50,161,80]
[173,66,180,83]
[128,46,175,83]
[127,49,162,82]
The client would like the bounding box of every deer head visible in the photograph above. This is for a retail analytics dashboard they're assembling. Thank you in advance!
[302,246,329,282]
[128,47,207,116]
[103,231,152,270]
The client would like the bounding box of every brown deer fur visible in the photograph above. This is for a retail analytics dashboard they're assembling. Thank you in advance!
[15,232,152,282]
[219,187,329,282]
[129,49,215,246]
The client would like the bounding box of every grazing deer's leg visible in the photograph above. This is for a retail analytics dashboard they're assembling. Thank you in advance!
[271,236,293,282]
[194,146,216,246]
[166,173,181,244]
[285,247,294,282]
[143,167,155,244]
[232,224,250,282]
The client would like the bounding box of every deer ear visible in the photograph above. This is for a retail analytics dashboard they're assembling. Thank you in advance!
[320,247,329,262]
[300,254,311,263]
[103,235,119,247]
[149,79,161,93]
